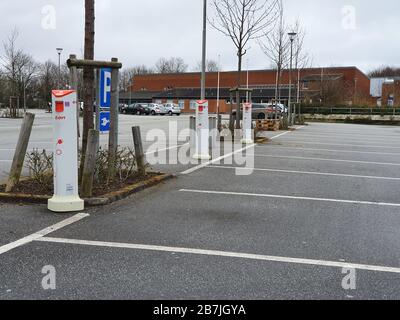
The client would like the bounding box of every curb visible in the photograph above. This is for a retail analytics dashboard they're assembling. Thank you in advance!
[0,172,175,206]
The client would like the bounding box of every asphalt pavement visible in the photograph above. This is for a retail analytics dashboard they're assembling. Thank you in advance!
[1,115,400,299]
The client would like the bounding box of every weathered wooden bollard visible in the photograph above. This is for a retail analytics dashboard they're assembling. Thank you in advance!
[132,126,146,177]
[5,112,35,192]
[81,129,99,198]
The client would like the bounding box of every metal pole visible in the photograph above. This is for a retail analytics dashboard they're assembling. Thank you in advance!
[200,0,207,101]
[217,54,221,131]
[23,78,26,113]
[246,59,249,102]
[288,39,294,126]
[58,52,61,89]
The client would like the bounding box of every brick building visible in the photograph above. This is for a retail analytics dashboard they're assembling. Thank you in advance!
[381,78,400,107]
[123,67,371,113]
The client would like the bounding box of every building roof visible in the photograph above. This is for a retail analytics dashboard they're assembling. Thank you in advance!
[301,74,343,82]
[152,87,309,99]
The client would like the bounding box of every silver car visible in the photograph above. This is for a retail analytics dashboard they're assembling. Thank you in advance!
[148,103,167,116]
[164,103,182,116]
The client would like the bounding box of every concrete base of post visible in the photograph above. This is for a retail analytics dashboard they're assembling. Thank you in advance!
[192,153,211,160]
[241,138,254,144]
[48,196,84,213]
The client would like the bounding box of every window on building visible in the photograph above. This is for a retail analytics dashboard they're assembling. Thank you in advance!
[178,100,185,109]
[302,81,309,89]
[190,100,197,110]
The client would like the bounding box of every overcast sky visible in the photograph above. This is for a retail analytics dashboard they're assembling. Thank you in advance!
[0,0,398,74]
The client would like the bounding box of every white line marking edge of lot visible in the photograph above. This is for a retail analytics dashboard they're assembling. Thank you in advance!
[36,236,400,275]
[0,213,89,255]
[253,154,400,167]
[207,165,400,181]
[179,189,400,207]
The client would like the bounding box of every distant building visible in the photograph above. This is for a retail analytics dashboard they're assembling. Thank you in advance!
[381,78,400,107]
[122,67,372,113]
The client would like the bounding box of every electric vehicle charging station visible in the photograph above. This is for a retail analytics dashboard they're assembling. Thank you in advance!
[241,102,254,144]
[48,90,84,212]
[193,100,211,160]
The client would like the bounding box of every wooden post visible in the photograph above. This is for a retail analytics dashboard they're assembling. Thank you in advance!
[80,129,99,198]
[132,126,146,177]
[108,58,120,181]
[235,90,241,130]
[189,116,196,156]
[229,91,234,132]
[5,113,35,192]
[69,54,80,139]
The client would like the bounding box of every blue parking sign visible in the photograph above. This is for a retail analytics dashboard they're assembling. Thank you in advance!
[99,111,111,133]
[100,68,112,108]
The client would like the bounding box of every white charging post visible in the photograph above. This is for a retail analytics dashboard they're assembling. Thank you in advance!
[193,100,211,160]
[241,102,253,144]
[48,90,84,212]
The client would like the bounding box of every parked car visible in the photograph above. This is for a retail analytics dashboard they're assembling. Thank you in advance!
[119,103,128,113]
[164,103,182,116]
[233,103,286,120]
[148,103,167,115]
[123,103,150,115]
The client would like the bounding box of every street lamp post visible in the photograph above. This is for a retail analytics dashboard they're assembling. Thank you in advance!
[217,54,221,130]
[201,0,207,101]
[246,58,249,102]
[288,32,297,126]
[56,48,63,89]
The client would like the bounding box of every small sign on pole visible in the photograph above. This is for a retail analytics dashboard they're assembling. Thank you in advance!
[193,100,211,160]
[241,103,253,144]
[99,111,111,133]
[99,68,112,109]
[48,90,84,212]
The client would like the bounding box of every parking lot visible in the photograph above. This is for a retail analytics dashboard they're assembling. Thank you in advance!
[1,115,400,299]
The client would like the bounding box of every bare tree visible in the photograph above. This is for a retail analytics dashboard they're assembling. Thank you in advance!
[290,20,311,105]
[258,0,288,105]
[119,65,154,92]
[194,59,220,72]
[369,66,400,78]
[155,57,188,74]
[209,0,279,86]
[81,0,95,173]
[1,29,38,116]
[37,61,69,106]
[209,0,280,128]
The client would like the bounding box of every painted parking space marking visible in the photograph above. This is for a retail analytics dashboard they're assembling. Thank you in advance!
[207,165,400,181]
[145,143,189,155]
[274,140,400,149]
[287,133,400,143]
[180,128,304,176]
[36,236,400,275]
[179,189,400,208]
[0,213,89,256]
[258,145,400,156]
[253,154,400,167]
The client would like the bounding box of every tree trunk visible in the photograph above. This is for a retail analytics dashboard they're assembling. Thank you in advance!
[235,53,242,130]
[81,0,95,176]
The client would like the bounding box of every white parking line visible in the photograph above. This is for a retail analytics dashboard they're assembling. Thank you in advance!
[180,144,256,175]
[180,129,300,175]
[0,213,89,255]
[278,140,400,149]
[290,133,400,143]
[254,154,400,167]
[261,146,400,156]
[208,165,400,181]
[36,236,400,275]
[145,143,189,155]
[179,189,400,207]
